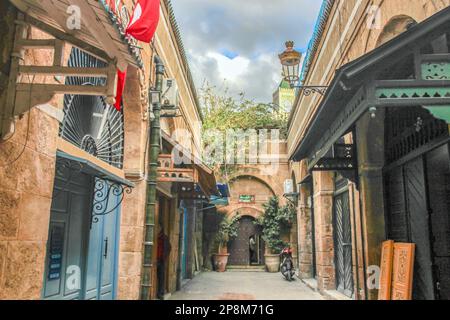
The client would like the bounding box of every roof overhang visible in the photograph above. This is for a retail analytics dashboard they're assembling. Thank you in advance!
[1,0,144,139]
[9,0,143,70]
[292,6,450,169]
[57,150,134,187]
[161,131,219,197]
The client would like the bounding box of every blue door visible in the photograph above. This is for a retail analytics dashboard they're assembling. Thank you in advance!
[43,164,92,300]
[85,178,121,300]
[44,165,121,300]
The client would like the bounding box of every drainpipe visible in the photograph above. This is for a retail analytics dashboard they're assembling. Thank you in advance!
[141,55,165,300]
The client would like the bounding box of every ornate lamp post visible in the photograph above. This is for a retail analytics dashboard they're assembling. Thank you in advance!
[279,41,328,96]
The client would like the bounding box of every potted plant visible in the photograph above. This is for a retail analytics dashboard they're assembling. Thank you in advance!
[256,196,295,273]
[213,214,241,272]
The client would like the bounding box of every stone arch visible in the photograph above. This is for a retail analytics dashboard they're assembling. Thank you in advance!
[228,173,277,196]
[376,15,417,47]
[228,206,264,220]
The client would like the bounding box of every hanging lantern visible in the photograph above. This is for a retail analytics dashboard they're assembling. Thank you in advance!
[279,41,302,87]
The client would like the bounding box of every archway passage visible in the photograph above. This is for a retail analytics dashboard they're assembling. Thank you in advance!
[228,216,265,266]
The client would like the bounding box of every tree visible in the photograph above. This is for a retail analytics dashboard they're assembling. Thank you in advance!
[215,213,241,253]
[256,196,296,253]
[199,84,289,181]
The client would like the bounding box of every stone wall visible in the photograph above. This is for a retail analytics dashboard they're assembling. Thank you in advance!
[0,11,62,299]
[288,0,450,300]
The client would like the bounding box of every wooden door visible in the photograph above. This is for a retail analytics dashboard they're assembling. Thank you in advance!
[333,190,354,297]
[228,216,262,266]
[426,144,450,300]
[404,158,435,300]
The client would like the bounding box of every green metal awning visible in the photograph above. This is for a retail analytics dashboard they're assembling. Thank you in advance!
[292,7,450,169]
[425,106,450,123]
[56,150,134,187]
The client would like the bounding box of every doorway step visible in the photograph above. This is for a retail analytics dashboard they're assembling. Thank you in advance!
[227,266,266,272]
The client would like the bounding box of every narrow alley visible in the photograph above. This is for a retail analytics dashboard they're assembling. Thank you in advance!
[1,0,450,304]
[169,272,323,300]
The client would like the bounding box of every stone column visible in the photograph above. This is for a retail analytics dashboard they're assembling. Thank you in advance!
[298,182,314,279]
[355,110,387,300]
[312,171,335,292]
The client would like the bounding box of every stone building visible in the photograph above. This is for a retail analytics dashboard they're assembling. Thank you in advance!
[214,140,295,268]
[0,0,216,300]
[288,0,450,300]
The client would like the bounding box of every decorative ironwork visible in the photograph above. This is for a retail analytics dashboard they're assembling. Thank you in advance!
[297,85,329,96]
[92,179,132,224]
[376,87,450,100]
[312,144,356,171]
[421,62,450,80]
[385,106,449,164]
[60,48,124,169]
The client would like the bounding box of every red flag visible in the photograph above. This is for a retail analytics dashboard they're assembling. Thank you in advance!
[114,69,127,111]
[126,0,160,43]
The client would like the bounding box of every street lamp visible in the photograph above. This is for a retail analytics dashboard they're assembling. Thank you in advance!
[279,41,328,96]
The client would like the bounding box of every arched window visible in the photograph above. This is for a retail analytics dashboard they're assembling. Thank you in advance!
[376,15,417,47]
[59,48,124,169]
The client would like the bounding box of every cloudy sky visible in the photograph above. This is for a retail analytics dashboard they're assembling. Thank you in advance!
[171,0,323,103]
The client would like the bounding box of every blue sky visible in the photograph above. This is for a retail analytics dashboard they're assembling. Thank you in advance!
[171,0,323,102]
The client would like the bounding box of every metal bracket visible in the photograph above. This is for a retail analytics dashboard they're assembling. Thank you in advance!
[291,85,329,96]
[92,179,132,225]
[1,15,118,140]
[53,158,132,226]
[311,143,356,171]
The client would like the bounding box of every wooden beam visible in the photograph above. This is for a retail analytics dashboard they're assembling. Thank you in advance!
[70,0,128,71]
[17,39,57,49]
[24,14,110,63]
[16,83,108,95]
[35,0,75,34]
[57,138,125,179]
[19,65,110,77]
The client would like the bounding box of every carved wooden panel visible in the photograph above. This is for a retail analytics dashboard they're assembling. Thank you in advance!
[391,243,415,300]
[378,240,395,300]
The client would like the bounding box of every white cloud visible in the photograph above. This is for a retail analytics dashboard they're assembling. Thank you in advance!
[206,52,250,82]
[171,0,323,102]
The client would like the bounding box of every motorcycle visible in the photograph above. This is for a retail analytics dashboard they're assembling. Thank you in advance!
[280,247,295,281]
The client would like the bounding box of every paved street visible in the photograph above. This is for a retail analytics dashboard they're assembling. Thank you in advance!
[169,271,323,300]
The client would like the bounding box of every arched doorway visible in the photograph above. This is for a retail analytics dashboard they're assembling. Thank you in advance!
[228,216,265,266]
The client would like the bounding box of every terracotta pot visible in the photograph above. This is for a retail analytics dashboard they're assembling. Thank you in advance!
[264,254,280,273]
[213,253,230,272]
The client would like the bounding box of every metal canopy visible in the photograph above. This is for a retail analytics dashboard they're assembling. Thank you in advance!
[292,7,450,166]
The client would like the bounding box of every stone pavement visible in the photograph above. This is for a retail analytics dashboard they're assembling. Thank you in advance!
[169,271,324,300]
